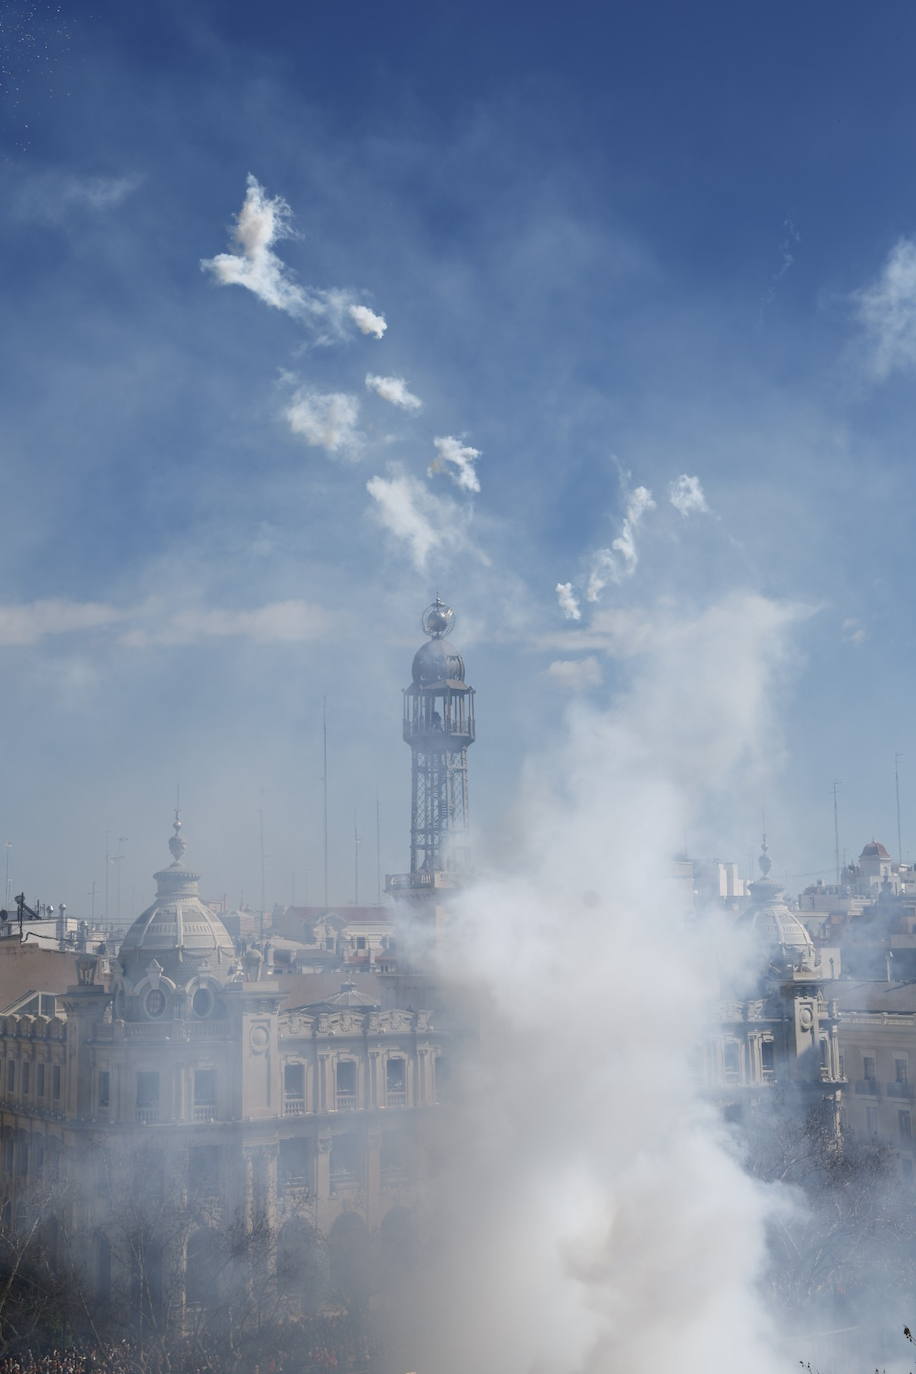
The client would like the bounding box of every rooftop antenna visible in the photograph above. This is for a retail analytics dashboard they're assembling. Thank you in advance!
[353,811,360,906]
[896,753,904,867]
[258,800,266,942]
[376,794,382,905]
[4,842,11,906]
[833,780,842,888]
[322,696,329,909]
[103,829,110,923]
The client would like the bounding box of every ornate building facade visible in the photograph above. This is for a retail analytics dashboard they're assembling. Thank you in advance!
[0,815,444,1320]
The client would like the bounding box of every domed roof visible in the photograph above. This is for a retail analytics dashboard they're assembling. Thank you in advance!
[411,638,465,687]
[744,839,817,972]
[119,815,235,972]
[860,840,891,860]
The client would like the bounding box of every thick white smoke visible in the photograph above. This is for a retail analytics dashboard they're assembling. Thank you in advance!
[429,435,482,492]
[668,473,709,516]
[201,176,387,341]
[365,373,422,410]
[284,388,363,457]
[586,483,655,602]
[400,591,802,1374]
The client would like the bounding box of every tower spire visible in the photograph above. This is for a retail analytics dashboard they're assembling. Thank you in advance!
[398,599,475,882]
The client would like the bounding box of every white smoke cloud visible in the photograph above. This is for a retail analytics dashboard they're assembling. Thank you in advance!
[366,466,469,570]
[400,590,803,1374]
[855,236,916,378]
[545,656,603,690]
[349,304,388,339]
[201,176,385,342]
[586,483,655,602]
[284,389,363,458]
[668,473,709,516]
[365,373,422,411]
[841,616,867,646]
[0,599,122,645]
[556,582,582,621]
[429,435,481,493]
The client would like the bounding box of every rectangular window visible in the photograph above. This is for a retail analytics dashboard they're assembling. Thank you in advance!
[356,936,367,950]
[900,1111,912,1142]
[386,1057,406,1104]
[723,1042,741,1082]
[866,1106,879,1136]
[52,1066,61,1100]
[904,1157,914,1180]
[761,1040,775,1074]
[36,1064,44,1098]
[434,1055,450,1102]
[284,1062,305,1097]
[136,1071,159,1108]
[279,1137,313,1189]
[838,1054,846,1081]
[897,1058,909,1084]
[864,1055,877,1081]
[21,1063,29,1095]
[99,1071,110,1108]
[6,1062,14,1093]
[336,1060,356,1105]
[193,1070,216,1105]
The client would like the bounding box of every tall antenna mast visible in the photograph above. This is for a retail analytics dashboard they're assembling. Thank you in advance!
[322,696,329,908]
[353,812,360,906]
[258,803,266,942]
[896,753,904,867]
[104,830,110,923]
[833,780,841,888]
[376,794,381,904]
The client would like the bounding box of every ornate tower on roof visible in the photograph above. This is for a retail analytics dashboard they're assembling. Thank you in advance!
[400,598,476,885]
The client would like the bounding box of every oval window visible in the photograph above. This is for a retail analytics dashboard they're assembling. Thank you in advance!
[145,988,166,1018]
[192,987,213,1018]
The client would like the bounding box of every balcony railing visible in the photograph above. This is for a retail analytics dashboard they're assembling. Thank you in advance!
[854,1078,880,1096]
[335,1092,357,1111]
[889,1082,915,1099]
[283,1098,306,1117]
[385,1090,407,1108]
[192,1104,215,1122]
[136,1107,158,1124]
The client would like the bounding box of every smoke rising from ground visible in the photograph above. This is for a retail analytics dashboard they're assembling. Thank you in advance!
[394,590,804,1374]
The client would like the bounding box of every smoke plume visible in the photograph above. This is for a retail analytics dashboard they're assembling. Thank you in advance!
[284,388,363,458]
[394,590,803,1374]
[365,373,422,411]
[556,582,582,621]
[586,482,655,602]
[668,473,709,516]
[366,465,470,569]
[429,435,481,493]
[349,303,388,338]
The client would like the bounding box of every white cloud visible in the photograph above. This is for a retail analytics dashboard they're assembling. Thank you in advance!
[365,374,422,411]
[855,237,916,378]
[202,176,385,342]
[349,304,387,339]
[842,616,867,646]
[0,599,121,645]
[545,656,603,690]
[123,599,329,647]
[429,435,481,493]
[668,474,709,516]
[555,582,581,621]
[366,466,470,570]
[586,484,656,602]
[284,389,363,458]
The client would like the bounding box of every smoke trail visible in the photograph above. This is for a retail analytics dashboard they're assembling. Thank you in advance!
[399,591,802,1374]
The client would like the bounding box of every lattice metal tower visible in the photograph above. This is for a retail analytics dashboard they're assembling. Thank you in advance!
[403,599,475,878]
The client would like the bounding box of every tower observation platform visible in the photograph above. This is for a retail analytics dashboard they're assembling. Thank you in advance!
[386,599,475,894]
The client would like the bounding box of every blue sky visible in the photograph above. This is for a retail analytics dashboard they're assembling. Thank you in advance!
[2,0,916,911]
